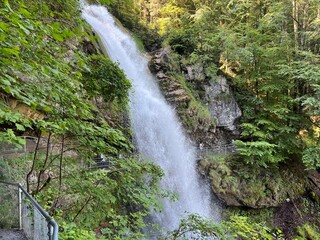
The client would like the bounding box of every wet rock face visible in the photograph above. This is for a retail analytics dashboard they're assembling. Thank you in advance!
[204,76,242,131]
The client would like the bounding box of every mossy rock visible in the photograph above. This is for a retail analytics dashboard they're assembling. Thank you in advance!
[199,158,309,208]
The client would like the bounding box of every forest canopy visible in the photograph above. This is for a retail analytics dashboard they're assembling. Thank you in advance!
[105,0,320,169]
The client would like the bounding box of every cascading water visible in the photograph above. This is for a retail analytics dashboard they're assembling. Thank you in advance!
[82,4,221,233]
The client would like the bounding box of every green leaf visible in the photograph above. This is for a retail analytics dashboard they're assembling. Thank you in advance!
[1,47,20,58]
[19,7,31,18]
[43,106,52,112]
[0,22,8,32]
[15,123,25,131]
[4,0,13,12]
[1,79,11,86]
[52,33,64,42]
[18,23,30,35]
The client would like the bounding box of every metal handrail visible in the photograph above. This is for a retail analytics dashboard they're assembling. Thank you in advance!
[198,144,237,156]
[0,180,58,240]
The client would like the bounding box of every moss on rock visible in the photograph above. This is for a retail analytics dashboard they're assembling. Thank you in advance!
[200,156,309,208]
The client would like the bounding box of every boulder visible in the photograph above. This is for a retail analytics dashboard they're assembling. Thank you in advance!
[205,76,242,131]
[156,71,168,79]
[186,63,206,82]
[148,47,172,73]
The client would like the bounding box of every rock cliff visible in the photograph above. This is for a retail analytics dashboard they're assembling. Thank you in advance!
[204,76,241,131]
[149,48,241,148]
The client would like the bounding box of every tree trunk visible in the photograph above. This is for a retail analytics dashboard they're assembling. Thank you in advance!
[26,131,41,193]
[59,135,65,192]
[292,0,299,49]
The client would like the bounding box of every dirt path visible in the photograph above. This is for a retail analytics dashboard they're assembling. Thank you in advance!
[0,229,27,240]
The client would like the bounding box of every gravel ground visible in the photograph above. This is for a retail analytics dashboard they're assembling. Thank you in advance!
[0,229,27,240]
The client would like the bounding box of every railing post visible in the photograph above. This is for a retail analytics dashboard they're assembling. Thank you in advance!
[48,222,53,240]
[18,187,22,230]
[48,219,58,240]
[23,136,27,153]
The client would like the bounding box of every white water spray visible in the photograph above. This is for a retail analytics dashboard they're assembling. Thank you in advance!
[82,4,221,232]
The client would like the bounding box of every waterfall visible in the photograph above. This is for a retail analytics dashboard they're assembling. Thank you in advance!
[82,4,221,233]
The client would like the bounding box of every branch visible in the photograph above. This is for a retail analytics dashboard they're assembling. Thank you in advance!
[309,118,320,129]
[26,131,41,193]
[36,132,52,194]
[288,14,302,27]
[72,195,95,222]
[59,135,65,192]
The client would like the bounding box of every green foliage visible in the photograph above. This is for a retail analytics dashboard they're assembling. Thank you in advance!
[166,29,196,55]
[224,215,283,240]
[234,140,281,167]
[59,221,102,240]
[295,224,320,240]
[0,1,85,116]
[82,55,131,105]
[0,129,26,148]
[0,185,19,229]
[161,213,228,240]
[0,0,167,239]
[34,156,167,239]
[224,207,275,229]
[114,0,320,169]
[160,213,284,240]
[0,155,30,182]
[106,0,162,51]
[0,0,132,155]
[302,147,320,170]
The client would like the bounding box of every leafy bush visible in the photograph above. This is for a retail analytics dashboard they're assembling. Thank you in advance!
[59,222,102,240]
[160,213,283,240]
[225,215,283,240]
[302,147,320,170]
[295,224,320,240]
[82,55,131,105]
[161,213,226,240]
[235,140,282,167]
[167,30,196,55]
